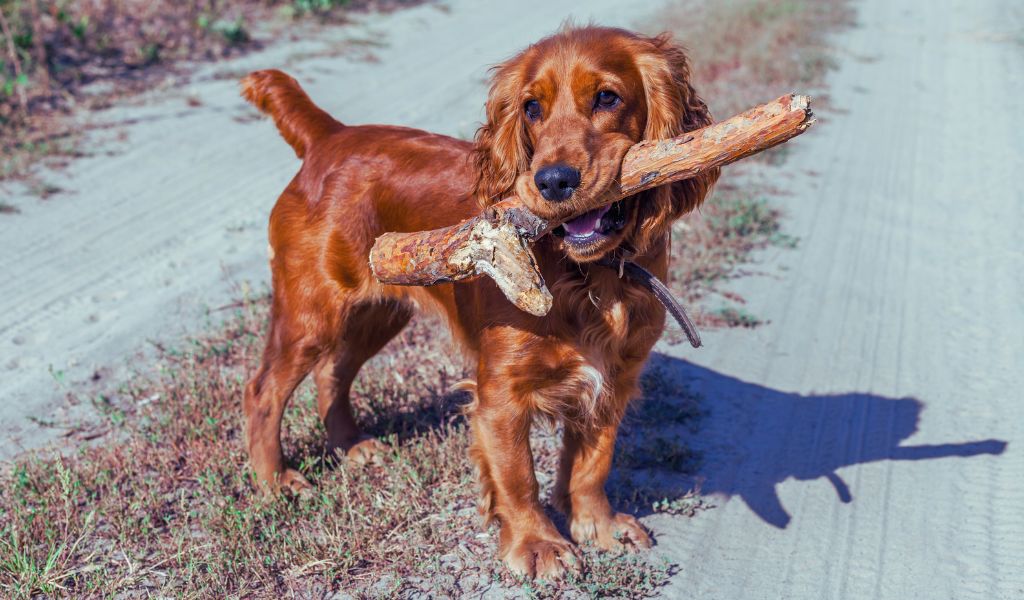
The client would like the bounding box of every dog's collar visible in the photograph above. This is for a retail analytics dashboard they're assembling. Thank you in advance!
[593,254,702,349]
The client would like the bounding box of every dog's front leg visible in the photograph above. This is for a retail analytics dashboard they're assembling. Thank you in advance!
[554,419,652,552]
[469,376,580,580]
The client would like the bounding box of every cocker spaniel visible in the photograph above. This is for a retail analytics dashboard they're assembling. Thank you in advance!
[241,25,718,579]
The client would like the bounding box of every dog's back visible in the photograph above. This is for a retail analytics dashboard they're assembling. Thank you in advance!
[241,70,480,296]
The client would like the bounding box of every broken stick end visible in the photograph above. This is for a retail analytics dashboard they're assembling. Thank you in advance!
[791,93,812,112]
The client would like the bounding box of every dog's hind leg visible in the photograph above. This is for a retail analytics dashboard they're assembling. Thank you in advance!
[244,314,320,494]
[312,300,413,464]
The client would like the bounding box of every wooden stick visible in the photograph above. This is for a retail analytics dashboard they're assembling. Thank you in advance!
[369,94,814,315]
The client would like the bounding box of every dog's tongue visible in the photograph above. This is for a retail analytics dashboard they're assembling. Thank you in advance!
[562,205,611,236]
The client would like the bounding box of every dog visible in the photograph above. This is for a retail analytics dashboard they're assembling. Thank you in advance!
[240,25,718,580]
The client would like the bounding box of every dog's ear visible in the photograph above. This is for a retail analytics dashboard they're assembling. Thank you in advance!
[473,60,532,207]
[630,34,719,254]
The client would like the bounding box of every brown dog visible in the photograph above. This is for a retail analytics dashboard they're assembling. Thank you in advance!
[240,25,718,580]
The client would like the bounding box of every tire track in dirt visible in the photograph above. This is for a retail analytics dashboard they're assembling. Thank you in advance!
[653,0,1023,598]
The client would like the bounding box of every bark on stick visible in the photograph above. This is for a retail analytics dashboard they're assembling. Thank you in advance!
[369,93,814,315]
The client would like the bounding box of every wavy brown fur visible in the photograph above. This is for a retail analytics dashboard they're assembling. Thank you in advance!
[240,26,716,581]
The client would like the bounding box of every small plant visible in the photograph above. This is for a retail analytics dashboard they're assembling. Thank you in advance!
[618,435,701,472]
[706,196,782,240]
[212,17,250,46]
[291,0,352,17]
[711,306,764,328]
[652,492,714,517]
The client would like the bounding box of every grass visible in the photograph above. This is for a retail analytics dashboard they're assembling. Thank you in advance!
[709,306,764,328]
[0,0,850,596]
[0,182,782,595]
[642,0,852,333]
[660,185,792,339]
[644,0,853,117]
[0,0,425,188]
[0,301,699,597]
[0,120,80,199]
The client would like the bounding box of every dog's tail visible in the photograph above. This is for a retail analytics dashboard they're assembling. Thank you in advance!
[240,69,344,159]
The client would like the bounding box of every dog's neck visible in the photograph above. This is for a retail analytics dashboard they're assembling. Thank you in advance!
[537,233,670,306]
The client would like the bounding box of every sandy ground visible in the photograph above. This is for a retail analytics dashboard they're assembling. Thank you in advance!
[652,0,1023,597]
[0,0,648,457]
[1,0,1022,597]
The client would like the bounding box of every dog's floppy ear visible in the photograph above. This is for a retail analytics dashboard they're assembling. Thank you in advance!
[473,60,533,207]
[630,34,719,254]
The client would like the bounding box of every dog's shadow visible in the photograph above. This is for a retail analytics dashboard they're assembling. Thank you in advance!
[621,352,1008,528]
[334,350,1006,531]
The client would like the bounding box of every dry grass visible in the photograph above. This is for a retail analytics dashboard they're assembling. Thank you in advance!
[0,0,424,184]
[662,183,797,336]
[0,0,849,597]
[644,0,853,332]
[0,181,782,595]
[0,300,699,597]
[644,0,853,117]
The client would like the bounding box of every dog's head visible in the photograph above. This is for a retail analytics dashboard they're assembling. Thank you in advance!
[473,26,719,262]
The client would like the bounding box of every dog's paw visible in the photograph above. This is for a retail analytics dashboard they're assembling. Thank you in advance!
[503,533,581,581]
[331,436,388,466]
[570,511,652,552]
[275,468,314,496]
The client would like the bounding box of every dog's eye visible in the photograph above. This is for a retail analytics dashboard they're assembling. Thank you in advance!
[594,90,620,110]
[524,99,542,121]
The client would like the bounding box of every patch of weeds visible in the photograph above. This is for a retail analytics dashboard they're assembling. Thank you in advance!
[618,435,701,472]
[528,553,675,599]
[28,182,63,199]
[0,0,429,180]
[1,125,80,185]
[664,187,795,339]
[0,201,19,214]
[641,0,854,117]
[89,395,127,429]
[709,306,764,328]
[771,230,800,249]
[611,363,710,519]
[710,196,784,241]
[640,0,849,336]
[211,17,251,46]
[0,459,99,598]
[651,491,715,518]
[289,0,354,17]
[0,298,694,597]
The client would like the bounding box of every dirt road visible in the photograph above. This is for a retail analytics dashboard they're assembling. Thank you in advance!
[0,0,645,456]
[653,0,1023,597]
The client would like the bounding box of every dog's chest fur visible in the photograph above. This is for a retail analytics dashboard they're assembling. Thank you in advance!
[524,268,662,425]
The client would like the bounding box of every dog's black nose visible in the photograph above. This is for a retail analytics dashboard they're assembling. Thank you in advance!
[534,164,581,201]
